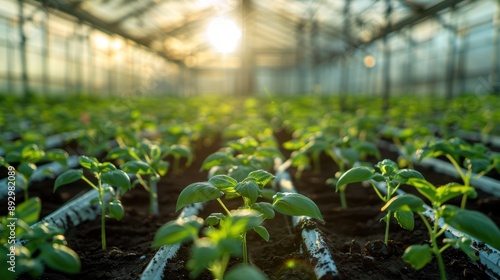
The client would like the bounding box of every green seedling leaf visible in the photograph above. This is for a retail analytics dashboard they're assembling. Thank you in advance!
[225,264,269,280]
[187,238,219,278]
[176,182,223,211]
[395,169,424,182]
[54,169,83,191]
[394,210,414,231]
[209,175,238,193]
[223,209,264,237]
[97,162,117,173]
[39,243,80,274]
[229,166,255,182]
[205,213,225,227]
[272,192,323,221]
[441,205,500,250]
[376,159,398,176]
[45,149,68,165]
[79,156,98,170]
[152,216,203,247]
[121,160,154,175]
[435,183,476,205]
[17,162,36,178]
[155,160,169,176]
[21,144,45,162]
[107,147,134,160]
[353,141,381,159]
[171,144,192,159]
[255,147,283,159]
[15,197,41,225]
[465,158,491,174]
[402,244,433,270]
[244,170,275,188]
[6,151,21,163]
[108,199,124,220]
[443,237,478,260]
[405,178,437,204]
[101,170,131,192]
[336,166,374,189]
[200,152,232,171]
[381,194,425,213]
[235,181,260,204]
[253,226,270,242]
[251,202,275,219]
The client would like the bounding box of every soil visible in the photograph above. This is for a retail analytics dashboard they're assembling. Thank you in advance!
[11,131,500,280]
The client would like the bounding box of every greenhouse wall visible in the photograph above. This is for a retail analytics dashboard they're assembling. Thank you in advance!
[0,0,499,97]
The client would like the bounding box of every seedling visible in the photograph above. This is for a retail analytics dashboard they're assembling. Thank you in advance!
[417,137,500,208]
[0,198,80,280]
[152,211,268,280]
[336,159,424,244]
[382,178,500,280]
[201,136,283,182]
[108,141,192,216]
[153,170,322,278]
[5,144,69,200]
[54,156,131,250]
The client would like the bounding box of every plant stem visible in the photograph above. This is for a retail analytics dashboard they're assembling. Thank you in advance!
[98,179,107,250]
[384,211,391,245]
[149,178,159,216]
[242,232,248,265]
[339,188,347,209]
[217,198,231,216]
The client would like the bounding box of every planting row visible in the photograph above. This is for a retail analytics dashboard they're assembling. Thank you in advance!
[1,94,500,280]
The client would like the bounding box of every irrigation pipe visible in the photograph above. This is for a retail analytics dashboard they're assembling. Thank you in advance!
[377,139,500,197]
[140,203,204,280]
[373,182,500,279]
[0,155,80,199]
[275,160,339,280]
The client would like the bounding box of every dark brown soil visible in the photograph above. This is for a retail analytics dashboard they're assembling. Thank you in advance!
[13,132,499,280]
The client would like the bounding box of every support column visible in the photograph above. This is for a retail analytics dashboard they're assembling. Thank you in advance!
[382,0,392,111]
[405,29,413,94]
[18,0,30,98]
[339,0,351,110]
[41,10,49,95]
[457,28,468,94]
[445,5,457,99]
[296,21,306,95]
[492,1,500,94]
[240,0,254,96]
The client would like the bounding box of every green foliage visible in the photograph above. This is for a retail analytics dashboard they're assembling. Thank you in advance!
[5,144,70,200]
[156,169,322,279]
[109,140,192,216]
[54,156,131,250]
[0,198,80,279]
[337,159,424,244]
[383,188,500,280]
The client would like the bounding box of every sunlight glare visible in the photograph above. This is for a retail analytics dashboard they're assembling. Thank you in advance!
[206,17,241,53]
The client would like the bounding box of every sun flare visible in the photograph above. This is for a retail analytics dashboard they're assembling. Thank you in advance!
[206,17,241,53]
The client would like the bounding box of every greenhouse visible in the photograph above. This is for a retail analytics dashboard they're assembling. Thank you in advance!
[1,0,500,279]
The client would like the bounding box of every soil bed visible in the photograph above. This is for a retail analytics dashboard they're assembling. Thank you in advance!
[14,132,500,279]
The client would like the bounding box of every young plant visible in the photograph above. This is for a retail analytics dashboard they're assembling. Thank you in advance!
[0,198,80,280]
[325,138,380,208]
[201,136,283,182]
[153,170,322,278]
[5,144,69,200]
[336,159,423,244]
[108,141,192,216]
[382,178,500,280]
[417,137,500,208]
[152,211,268,280]
[54,156,131,250]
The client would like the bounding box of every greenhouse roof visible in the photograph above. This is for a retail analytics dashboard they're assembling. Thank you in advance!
[33,0,466,68]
